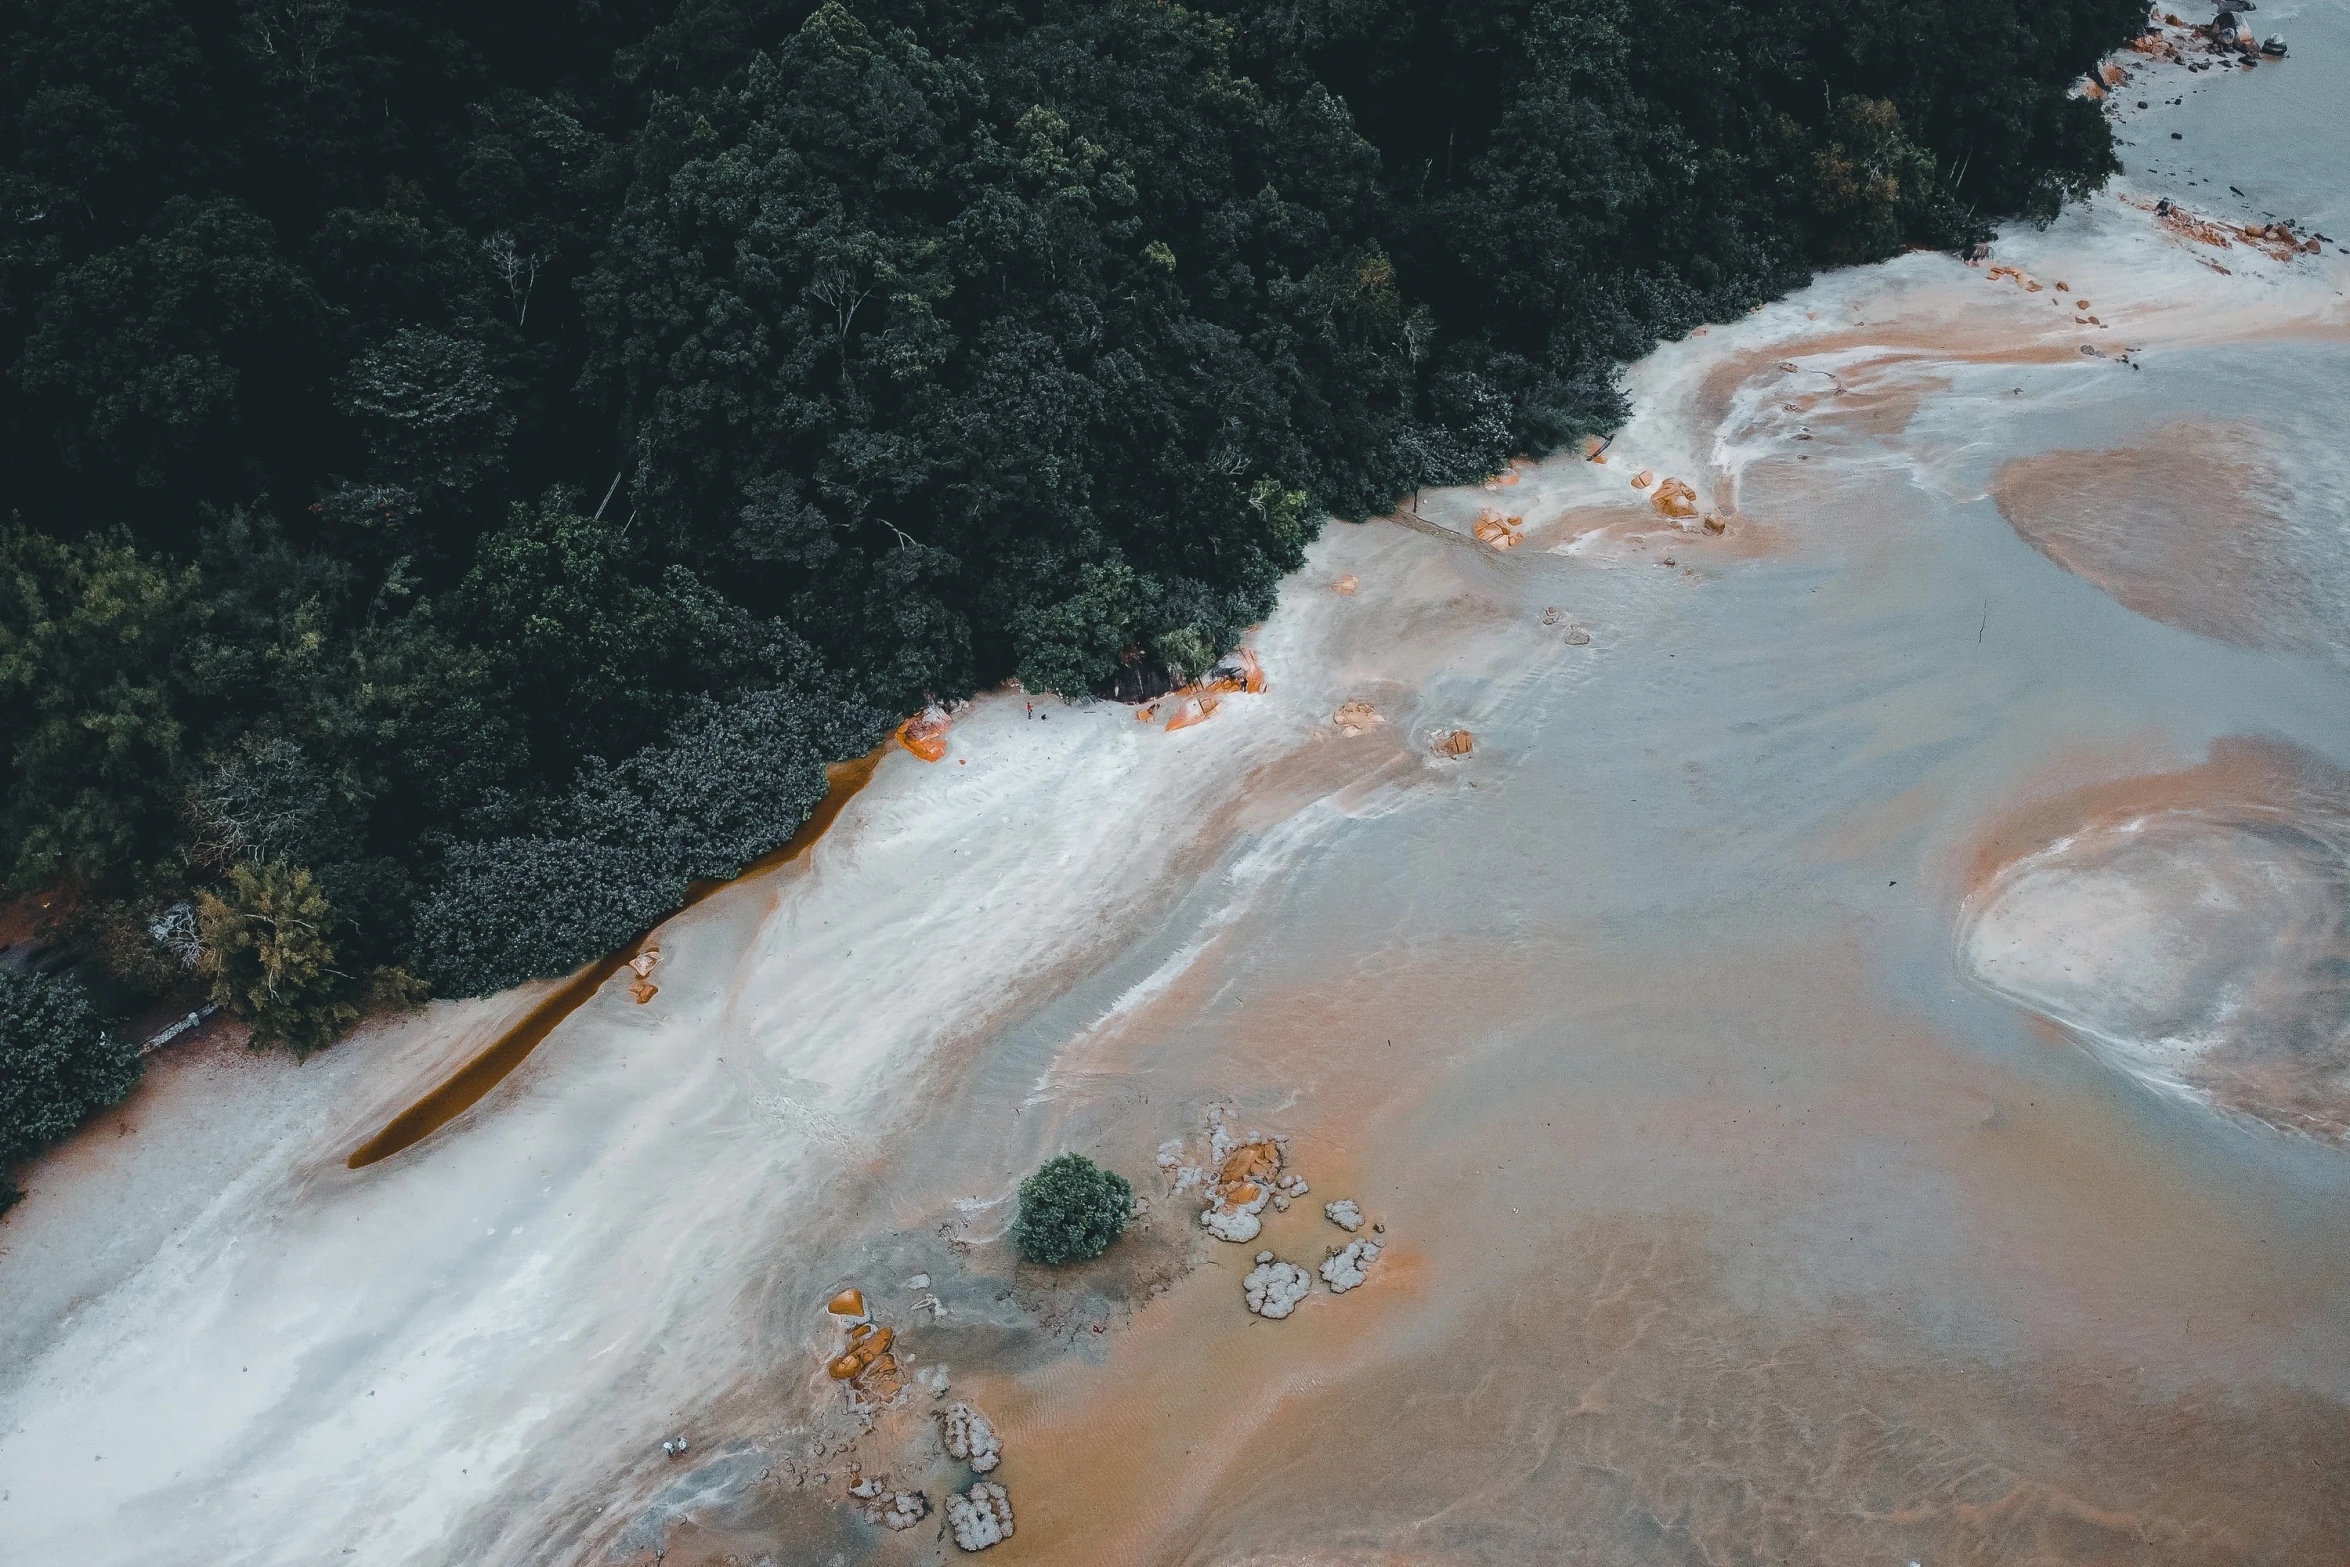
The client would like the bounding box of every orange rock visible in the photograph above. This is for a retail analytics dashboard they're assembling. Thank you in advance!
[829,1324,895,1381]
[1164,693,1219,731]
[895,707,951,762]
[629,978,658,1005]
[1334,574,1359,596]
[1211,647,1267,694]
[1333,700,1381,735]
[1471,510,1521,549]
[1219,1142,1279,1183]
[827,1288,867,1318]
[1651,477,1700,519]
[1632,469,1655,489]
[1702,514,1726,535]
[1434,729,1474,757]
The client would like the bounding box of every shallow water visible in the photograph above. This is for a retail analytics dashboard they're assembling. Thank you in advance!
[4,9,2350,1563]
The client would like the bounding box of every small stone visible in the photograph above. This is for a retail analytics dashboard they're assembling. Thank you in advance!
[1565,629,1592,646]
[1255,1250,1273,1264]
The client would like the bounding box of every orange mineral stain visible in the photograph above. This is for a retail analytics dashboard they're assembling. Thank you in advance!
[344,752,880,1169]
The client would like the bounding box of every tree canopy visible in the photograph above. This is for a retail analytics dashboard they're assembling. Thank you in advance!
[0,0,2141,1068]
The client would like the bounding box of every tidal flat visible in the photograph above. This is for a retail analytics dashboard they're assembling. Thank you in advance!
[5,7,2350,1563]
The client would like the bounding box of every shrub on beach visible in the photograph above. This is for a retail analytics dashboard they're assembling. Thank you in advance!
[0,970,143,1198]
[1013,1153,1133,1265]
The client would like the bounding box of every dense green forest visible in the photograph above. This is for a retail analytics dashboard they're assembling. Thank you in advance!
[0,0,2139,1153]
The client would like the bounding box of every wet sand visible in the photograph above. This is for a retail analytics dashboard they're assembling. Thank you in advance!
[5,12,2350,1564]
[1991,421,2327,652]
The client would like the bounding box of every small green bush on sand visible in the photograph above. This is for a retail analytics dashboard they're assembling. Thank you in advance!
[1013,1153,1132,1265]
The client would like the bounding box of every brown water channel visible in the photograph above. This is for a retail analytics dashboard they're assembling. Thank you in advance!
[346,752,882,1169]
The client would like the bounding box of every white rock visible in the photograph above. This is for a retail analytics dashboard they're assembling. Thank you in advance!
[850,1472,927,1529]
[1320,1239,1383,1293]
[920,1365,951,1398]
[906,1273,930,1289]
[946,1481,1015,1550]
[1243,1258,1313,1319]
[1200,1191,1266,1243]
[1324,1199,1363,1232]
[1255,1250,1273,1264]
[938,1402,1002,1472]
[1271,1193,1291,1212]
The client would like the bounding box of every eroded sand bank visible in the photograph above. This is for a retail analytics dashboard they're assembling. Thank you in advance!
[6,15,2350,1564]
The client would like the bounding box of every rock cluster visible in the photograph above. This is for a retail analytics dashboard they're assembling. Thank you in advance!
[1324,1198,1364,1232]
[1320,1238,1383,1293]
[849,1475,928,1531]
[1243,1253,1314,1319]
[947,1481,1016,1551]
[1196,1119,1295,1244]
[938,1402,1001,1473]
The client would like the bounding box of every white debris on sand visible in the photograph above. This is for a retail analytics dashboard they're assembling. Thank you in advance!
[918,1365,951,1398]
[1324,1198,1363,1232]
[849,1475,928,1531]
[946,1481,1015,1550]
[1320,1238,1383,1294]
[938,1402,1002,1472]
[1243,1255,1314,1319]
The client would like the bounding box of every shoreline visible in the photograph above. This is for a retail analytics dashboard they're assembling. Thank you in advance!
[345,751,883,1169]
[6,17,2350,1558]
